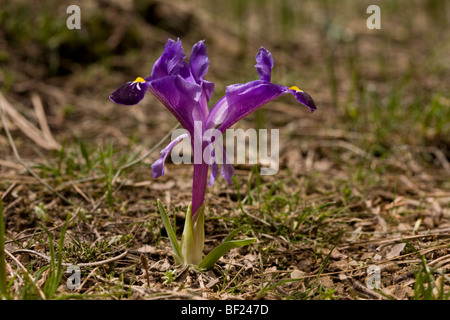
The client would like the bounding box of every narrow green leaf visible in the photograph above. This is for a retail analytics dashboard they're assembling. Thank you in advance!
[42,215,69,298]
[180,204,194,265]
[198,238,256,270]
[224,225,249,243]
[157,200,182,264]
[78,140,91,170]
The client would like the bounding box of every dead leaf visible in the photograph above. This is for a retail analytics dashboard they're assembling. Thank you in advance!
[136,245,156,254]
[319,276,334,288]
[386,243,406,260]
[291,269,306,279]
[330,260,349,271]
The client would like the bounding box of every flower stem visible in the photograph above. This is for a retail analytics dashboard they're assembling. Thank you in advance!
[191,163,208,217]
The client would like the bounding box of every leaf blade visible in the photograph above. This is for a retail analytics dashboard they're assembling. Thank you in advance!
[198,238,256,270]
[157,199,183,264]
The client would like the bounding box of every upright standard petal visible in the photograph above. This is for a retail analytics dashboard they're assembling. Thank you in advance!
[189,40,214,116]
[109,77,149,105]
[255,47,274,82]
[151,39,187,79]
[188,40,209,84]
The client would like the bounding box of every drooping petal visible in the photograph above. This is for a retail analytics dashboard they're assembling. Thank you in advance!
[109,78,149,105]
[151,39,187,79]
[208,80,316,132]
[206,136,235,186]
[151,133,189,178]
[208,80,285,132]
[289,86,316,111]
[255,47,274,82]
[148,75,203,134]
[189,40,214,116]
[221,162,235,185]
[188,40,209,83]
[209,160,219,187]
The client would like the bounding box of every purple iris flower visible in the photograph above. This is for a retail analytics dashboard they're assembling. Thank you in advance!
[110,39,316,217]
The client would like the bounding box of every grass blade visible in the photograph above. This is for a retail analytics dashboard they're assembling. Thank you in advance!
[224,225,250,243]
[198,238,256,270]
[42,215,70,298]
[157,199,182,264]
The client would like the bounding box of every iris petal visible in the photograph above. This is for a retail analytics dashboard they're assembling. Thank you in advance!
[109,80,149,106]
[151,39,187,79]
[148,75,203,134]
[291,89,317,112]
[151,133,189,178]
[207,139,235,186]
[221,162,235,185]
[201,80,215,102]
[209,160,219,187]
[255,47,274,82]
[211,80,286,132]
[188,40,209,83]
[208,80,316,132]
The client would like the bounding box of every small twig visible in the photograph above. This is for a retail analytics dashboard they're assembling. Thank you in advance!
[0,92,59,150]
[316,140,373,159]
[338,232,450,250]
[428,253,450,268]
[198,273,208,299]
[347,276,387,300]
[31,92,60,149]
[1,183,17,200]
[72,184,94,206]
[77,267,99,292]
[56,175,105,190]
[5,249,47,300]
[140,254,151,288]
[2,197,23,215]
[11,249,128,267]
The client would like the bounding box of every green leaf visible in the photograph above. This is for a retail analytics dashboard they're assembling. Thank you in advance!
[181,204,204,266]
[198,238,256,270]
[157,200,183,264]
[224,225,250,243]
[42,214,70,298]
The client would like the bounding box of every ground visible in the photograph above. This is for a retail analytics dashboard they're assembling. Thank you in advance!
[0,0,449,300]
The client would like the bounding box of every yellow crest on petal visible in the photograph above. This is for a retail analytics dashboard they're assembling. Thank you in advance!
[133,77,146,83]
[289,86,303,92]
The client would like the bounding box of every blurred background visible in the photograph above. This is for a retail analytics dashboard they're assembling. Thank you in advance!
[0,0,449,150]
[0,0,449,219]
[0,0,449,300]
[1,0,448,151]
